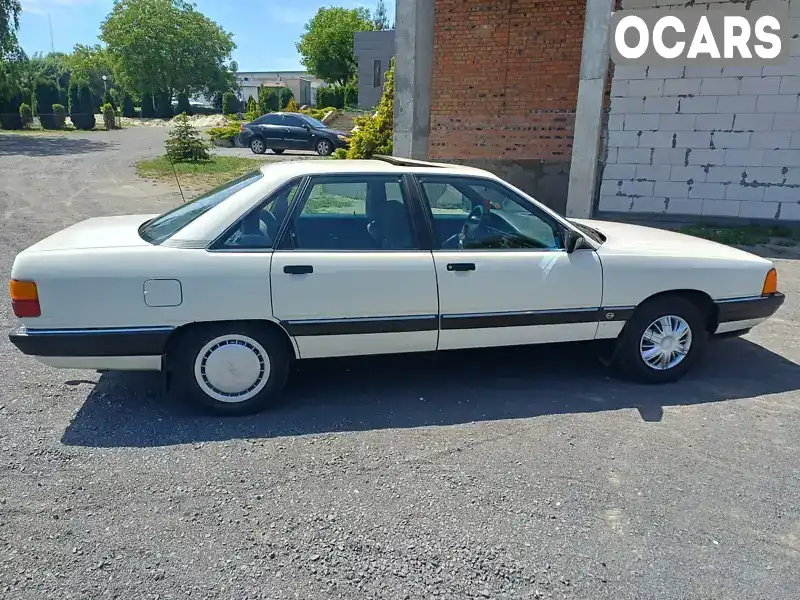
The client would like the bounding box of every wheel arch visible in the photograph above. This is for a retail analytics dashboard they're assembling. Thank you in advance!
[164,319,299,361]
[633,289,719,333]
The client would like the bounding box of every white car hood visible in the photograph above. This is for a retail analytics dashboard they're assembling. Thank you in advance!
[572,218,770,263]
[23,214,157,252]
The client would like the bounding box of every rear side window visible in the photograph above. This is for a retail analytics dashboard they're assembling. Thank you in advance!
[139,171,263,244]
[254,114,280,125]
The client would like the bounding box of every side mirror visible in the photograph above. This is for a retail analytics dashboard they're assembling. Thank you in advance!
[302,124,310,130]
[564,229,586,254]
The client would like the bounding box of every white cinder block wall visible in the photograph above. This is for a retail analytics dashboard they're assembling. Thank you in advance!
[599,0,800,221]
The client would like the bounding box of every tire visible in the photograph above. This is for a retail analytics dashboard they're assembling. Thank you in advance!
[170,323,290,416]
[249,137,266,154]
[315,138,333,156]
[271,148,285,155]
[612,295,708,384]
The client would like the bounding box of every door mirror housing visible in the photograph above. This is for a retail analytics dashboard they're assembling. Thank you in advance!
[564,229,586,254]
[302,124,310,130]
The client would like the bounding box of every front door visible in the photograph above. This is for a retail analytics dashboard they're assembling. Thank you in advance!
[281,114,314,150]
[414,175,604,351]
[270,174,439,359]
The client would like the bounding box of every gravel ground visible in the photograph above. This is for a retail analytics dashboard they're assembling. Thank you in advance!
[1,129,799,600]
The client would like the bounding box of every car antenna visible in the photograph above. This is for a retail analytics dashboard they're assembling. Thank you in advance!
[166,152,187,203]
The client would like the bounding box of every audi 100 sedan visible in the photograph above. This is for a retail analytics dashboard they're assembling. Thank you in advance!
[8,156,785,415]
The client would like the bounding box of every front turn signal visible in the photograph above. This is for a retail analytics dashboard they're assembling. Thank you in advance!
[9,279,41,317]
[762,268,778,295]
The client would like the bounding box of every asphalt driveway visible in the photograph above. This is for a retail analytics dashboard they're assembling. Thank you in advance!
[0,128,798,600]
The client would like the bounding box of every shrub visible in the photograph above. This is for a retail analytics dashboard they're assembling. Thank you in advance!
[332,148,348,159]
[165,113,211,162]
[102,103,116,129]
[257,86,278,114]
[279,87,294,110]
[103,90,116,109]
[155,90,173,118]
[344,79,358,108]
[245,96,258,118]
[68,82,79,117]
[208,120,241,142]
[222,92,238,115]
[285,97,299,113]
[52,104,66,129]
[301,106,335,121]
[176,92,192,116]
[19,103,33,129]
[34,79,61,129]
[0,94,23,130]
[141,91,155,118]
[341,58,394,159]
[316,86,344,109]
[71,83,96,130]
[121,92,135,118]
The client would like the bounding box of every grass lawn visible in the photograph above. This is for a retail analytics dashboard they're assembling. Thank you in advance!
[678,224,800,248]
[135,155,277,190]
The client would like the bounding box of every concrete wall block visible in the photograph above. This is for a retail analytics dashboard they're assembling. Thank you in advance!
[674,131,713,148]
[745,167,786,183]
[609,97,644,114]
[757,95,799,114]
[750,131,793,149]
[791,0,800,18]
[791,132,800,149]
[778,202,800,221]
[610,79,628,98]
[663,78,702,96]
[739,77,781,96]
[725,149,765,167]
[725,184,766,201]
[785,169,800,185]
[599,179,619,197]
[639,131,678,148]
[706,166,746,183]
[620,180,655,196]
[630,198,669,213]
[721,66,764,77]
[733,113,775,132]
[774,114,800,131]
[717,95,758,114]
[763,149,800,166]
[636,165,672,181]
[664,199,703,215]
[605,148,618,164]
[739,201,780,219]
[598,196,633,212]
[623,114,659,131]
[693,114,735,131]
[644,96,679,114]
[701,200,741,217]
[612,65,648,80]
[763,57,800,77]
[627,79,665,97]
[689,182,728,200]
[655,181,690,199]
[712,132,752,149]
[688,149,726,165]
[653,148,690,165]
[603,163,636,180]
[646,66,685,79]
[779,76,800,95]
[764,186,800,203]
[617,148,652,164]
[702,77,740,96]
[607,114,625,131]
[792,36,800,57]
[679,96,719,114]
[684,66,723,78]
[608,130,641,148]
[659,114,696,131]
[671,166,708,183]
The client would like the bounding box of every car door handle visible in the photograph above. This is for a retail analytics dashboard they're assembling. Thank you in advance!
[284,265,313,275]
[447,263,475,272]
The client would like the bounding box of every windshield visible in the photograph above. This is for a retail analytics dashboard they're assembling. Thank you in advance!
[139,171,263,244]
[301,114,327,129]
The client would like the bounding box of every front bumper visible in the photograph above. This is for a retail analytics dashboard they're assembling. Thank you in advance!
[715,292,785,323]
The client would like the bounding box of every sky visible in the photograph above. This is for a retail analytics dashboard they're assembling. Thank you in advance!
[18,0,395,72]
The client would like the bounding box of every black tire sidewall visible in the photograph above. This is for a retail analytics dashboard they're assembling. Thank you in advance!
[171,323,290,416]
[616,296,708,384]
[271,149,284,154]
[250,137,266,154]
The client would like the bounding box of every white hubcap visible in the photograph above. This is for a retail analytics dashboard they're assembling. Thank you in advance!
[639,315,693,371]
[194,335,271,403]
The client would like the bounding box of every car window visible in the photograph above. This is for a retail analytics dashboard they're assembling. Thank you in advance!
[217,182,301,249]
[282,115,305,127]
[300,115,326,128]
[280,176,417,251]
[255,114,280,125]
[417,177,564,251]
[139,171,264,245]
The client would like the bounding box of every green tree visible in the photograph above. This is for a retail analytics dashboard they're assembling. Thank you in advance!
[34,79,61,129]
[67,44,120,107]
[296,7,375,86]
[176,91,192,115]
[121,91,135,117]
[257,86,278,114]
[101,0,236,101]
[0,0,22,100]
[141,91,155,117]
[165,112,210,162]
[373,0,392,30]
[221,91,238,115]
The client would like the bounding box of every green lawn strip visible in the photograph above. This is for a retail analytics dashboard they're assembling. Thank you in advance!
[135,155,276,190]
[678,224,800,248]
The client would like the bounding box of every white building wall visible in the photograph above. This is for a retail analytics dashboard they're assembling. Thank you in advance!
[599,0,800,221]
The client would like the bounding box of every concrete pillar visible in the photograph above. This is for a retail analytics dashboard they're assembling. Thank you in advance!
[565,0,615,219]
[393,0,435,159]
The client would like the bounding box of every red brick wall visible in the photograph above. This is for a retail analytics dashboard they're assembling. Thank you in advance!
[428,0,586,163]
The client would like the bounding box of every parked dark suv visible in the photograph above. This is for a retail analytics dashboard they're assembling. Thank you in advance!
[238,112,351,156]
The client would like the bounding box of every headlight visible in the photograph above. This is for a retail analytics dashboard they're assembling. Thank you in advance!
[337,135,350,142]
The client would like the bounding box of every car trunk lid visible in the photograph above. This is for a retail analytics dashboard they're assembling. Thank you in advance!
[24,214,158,252]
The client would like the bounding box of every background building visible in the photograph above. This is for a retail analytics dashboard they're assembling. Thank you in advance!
[236,71,323,106]
[354,30,396,110]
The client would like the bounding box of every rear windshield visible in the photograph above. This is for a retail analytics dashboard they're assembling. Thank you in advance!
[139,171,263,244]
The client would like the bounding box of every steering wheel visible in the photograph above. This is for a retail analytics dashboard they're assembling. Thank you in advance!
[259,210,279,239]
[459,204,486,250]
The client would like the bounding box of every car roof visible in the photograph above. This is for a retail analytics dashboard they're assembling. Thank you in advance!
[256,157,496,179]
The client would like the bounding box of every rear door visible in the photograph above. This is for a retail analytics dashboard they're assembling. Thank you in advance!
[413,175,604,351]
[282,114,314,150]
[270,174,439,359]
[255,113,285,149]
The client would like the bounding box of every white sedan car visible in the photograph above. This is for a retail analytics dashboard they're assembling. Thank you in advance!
[8,157,785,415]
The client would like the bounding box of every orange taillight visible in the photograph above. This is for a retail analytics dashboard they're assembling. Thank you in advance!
[762,268,778,295]
[9,279,41,317]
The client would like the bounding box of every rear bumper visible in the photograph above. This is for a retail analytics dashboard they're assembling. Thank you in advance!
[8,326,173,358]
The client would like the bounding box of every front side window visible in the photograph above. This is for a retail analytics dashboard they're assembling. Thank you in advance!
[139,171,264,245]
[216,182,301,249]
[283,115,305,127]
[300,114,326,129]
[417,177,564,251]
[279,176,416,251]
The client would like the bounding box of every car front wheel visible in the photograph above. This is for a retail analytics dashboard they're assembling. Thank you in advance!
[315,139,333,156]
[250,137,266,154]
[171,323,290,416]
[613,295,708,384]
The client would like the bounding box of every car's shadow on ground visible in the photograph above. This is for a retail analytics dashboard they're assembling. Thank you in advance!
[61,337,800,448]
[0,134,113,157]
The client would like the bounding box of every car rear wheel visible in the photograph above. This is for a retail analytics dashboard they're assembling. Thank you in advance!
[315,139,333,156]
[271,148,285,155]
[250,137,266,154]
[613,295,708,384]
[171,323,290,416]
